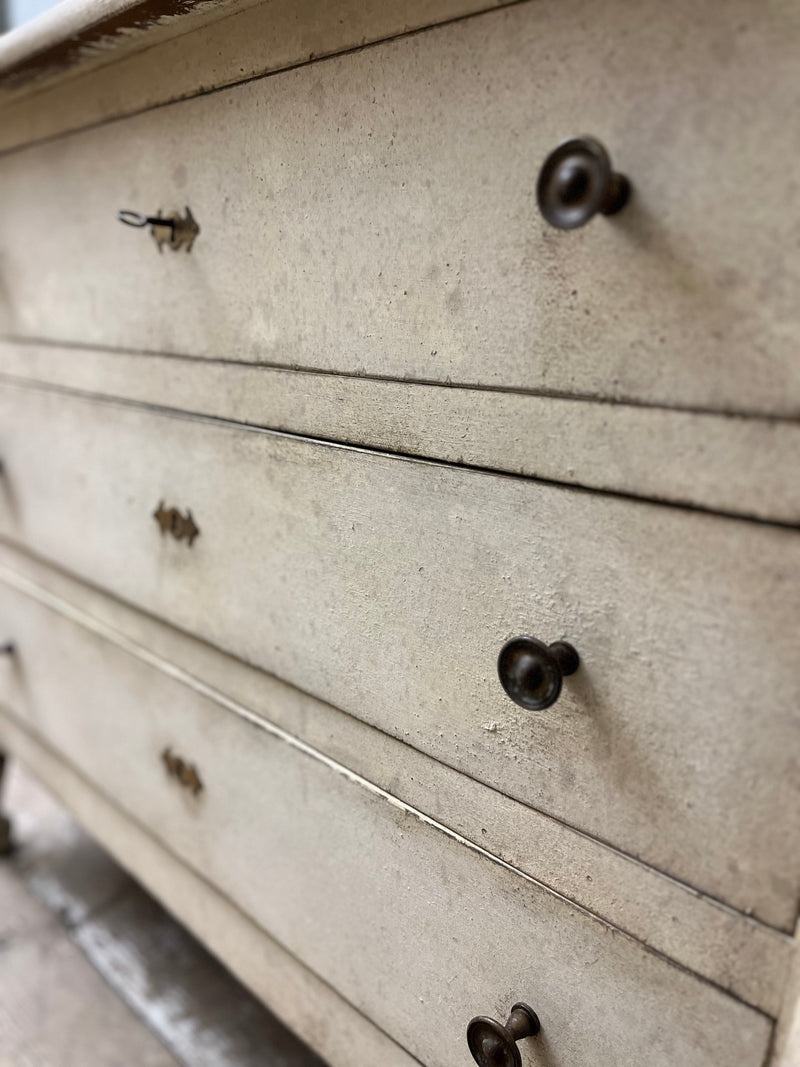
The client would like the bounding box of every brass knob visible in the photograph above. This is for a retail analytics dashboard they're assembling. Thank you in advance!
[537,136,630,229]
[467,1002,540,1067]
[498,636,579,711]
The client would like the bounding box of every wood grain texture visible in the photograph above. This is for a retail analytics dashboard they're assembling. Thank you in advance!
[0,596,774,1067]
[0,382,798,930]
[0,553,792,1018]
[0,0,798,414]
[0,717,421,1067]
[2,341,800,523]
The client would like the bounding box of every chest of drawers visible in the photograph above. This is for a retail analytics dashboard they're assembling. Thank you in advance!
[0,2,799,1065]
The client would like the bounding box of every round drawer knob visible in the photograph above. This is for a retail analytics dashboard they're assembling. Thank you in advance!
[467,1002,540,1067]
[0,643,14,655]
[537,136,630,229]
[498,636,579,711]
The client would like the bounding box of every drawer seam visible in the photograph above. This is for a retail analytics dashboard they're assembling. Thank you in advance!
[0,560,791,1019]
[0,707,428,1067]
[0,0,533,159]
[3,334,800,426]
[1,372,799,531]
[2,535,798,948]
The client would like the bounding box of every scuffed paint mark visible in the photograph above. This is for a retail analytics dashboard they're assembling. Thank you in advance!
[0,0,234,92]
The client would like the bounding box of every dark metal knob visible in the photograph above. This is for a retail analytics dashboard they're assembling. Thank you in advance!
[498,636,579,711]
[0,643,14,655]
[537,136,630,229]
[467,1002,540,1067]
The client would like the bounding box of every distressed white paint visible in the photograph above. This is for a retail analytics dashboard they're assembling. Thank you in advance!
[0,551,792,1016]
[0,0,799,413]
[3,342,800,523]
[0,382,799,931]
[0,0,151,66]
[0,601,774,1067]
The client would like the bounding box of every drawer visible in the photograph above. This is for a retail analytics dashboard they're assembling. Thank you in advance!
[1,382,799,930]
[0,584,773,1067]
[1,0,799,414]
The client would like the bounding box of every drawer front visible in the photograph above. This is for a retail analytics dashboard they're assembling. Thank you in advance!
[1,383,799,930]
[1,0,799,414]
[0,584,773,1067]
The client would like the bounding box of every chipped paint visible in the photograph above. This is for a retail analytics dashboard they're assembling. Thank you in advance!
[0,0,239,92]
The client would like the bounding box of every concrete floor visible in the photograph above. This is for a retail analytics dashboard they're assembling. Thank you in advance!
[0,762,327,1067]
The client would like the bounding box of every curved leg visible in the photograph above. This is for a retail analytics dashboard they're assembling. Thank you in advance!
[0,751,12,856]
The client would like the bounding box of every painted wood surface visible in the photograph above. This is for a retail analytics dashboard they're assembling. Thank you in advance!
[6,549,796,1015]
[3,342,800,524]
[773,925,800,1067]
[0,550,791,1017]
[1,382,799,930]
[0,590,774,1067]
[0,0,512,149]
[0,0,799,414]
[0,715,421,1067]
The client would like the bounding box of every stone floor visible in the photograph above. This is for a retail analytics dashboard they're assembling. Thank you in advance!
[0,762,327,1067]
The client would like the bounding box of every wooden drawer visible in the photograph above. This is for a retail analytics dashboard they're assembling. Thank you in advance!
[1,382,799,931]
[0,583,773,1067]
[1,0,799,414]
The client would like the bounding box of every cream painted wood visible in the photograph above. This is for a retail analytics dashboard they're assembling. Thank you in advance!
[1,0,799,414]
[0,0,512,151]
[4,343,800,523]
[0,716,421,1067]
[1,383,799,930]
[0,550,791,1017]
[773,923,800,1067]
[0,597,774,1067]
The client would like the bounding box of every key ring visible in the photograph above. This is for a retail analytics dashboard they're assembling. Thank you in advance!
[116,206,199,251]
[116,209,175,233]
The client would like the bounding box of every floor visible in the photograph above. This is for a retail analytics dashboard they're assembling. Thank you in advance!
[0,761,327,1067]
